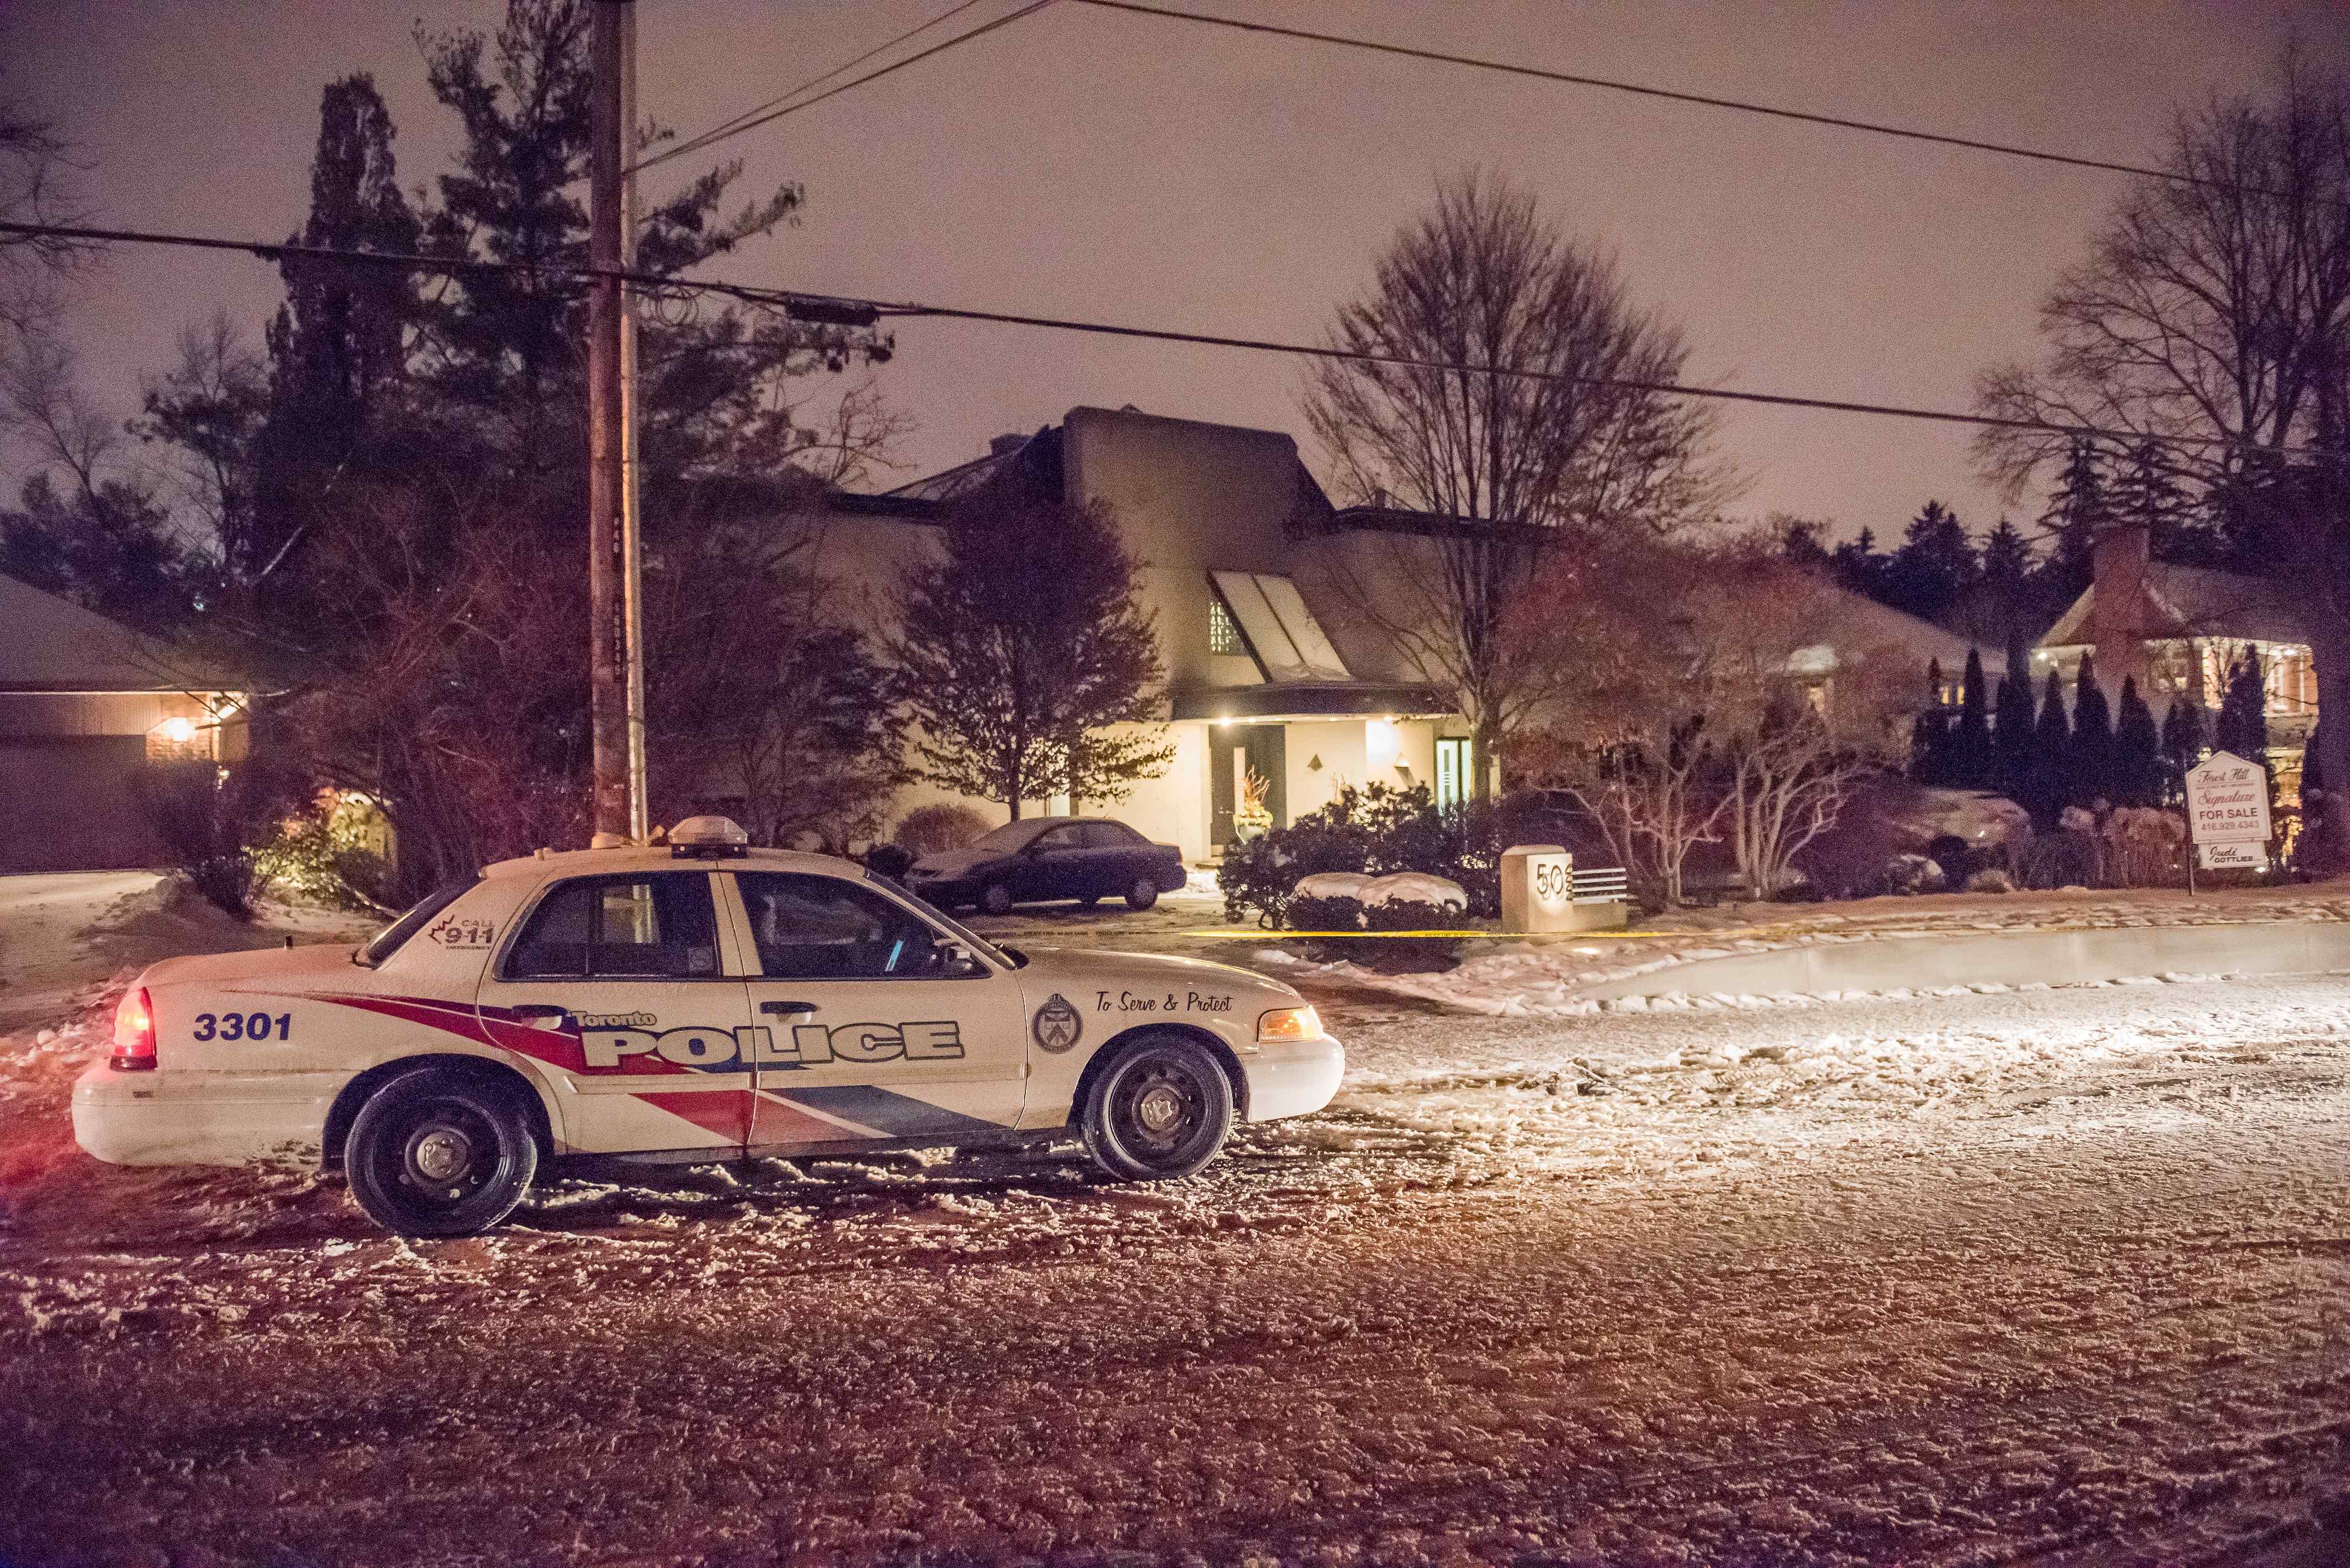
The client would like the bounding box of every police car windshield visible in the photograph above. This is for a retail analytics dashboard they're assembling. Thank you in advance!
[969,819,1056,853]
[357,875,480,967]
[872,872,1018,967]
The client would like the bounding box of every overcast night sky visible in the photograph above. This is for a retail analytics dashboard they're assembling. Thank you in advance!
[9,0,2349,541]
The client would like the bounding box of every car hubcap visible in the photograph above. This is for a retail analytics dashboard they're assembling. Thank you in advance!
[407,1123,474,1185]
[1136,1085,1184,1133]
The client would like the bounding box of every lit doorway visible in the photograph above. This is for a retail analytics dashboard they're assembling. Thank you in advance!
[1435,737,1469,810]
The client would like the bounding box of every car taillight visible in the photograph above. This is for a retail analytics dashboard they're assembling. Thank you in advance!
[112,987,157,1071]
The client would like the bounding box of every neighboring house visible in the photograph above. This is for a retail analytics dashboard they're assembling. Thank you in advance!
[2037,521,2315,778]
[818,407,1461,862]
[1793,587,2008,707]
[0,574,251,872]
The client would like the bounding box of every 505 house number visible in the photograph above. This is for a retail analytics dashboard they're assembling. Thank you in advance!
[192,1011,293,1042]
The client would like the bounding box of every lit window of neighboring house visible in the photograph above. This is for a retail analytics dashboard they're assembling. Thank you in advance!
[1208,597,1242,655]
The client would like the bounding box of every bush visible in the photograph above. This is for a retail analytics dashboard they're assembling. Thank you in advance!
[251,792,393,912]
[1282,893,1364,933]
[1361,897,1462,967]
[1963,868,2015,894]
[893,803,993,857]
[1219,782,1507,926]
[133,762,268,921]
[1880,853,1946,896]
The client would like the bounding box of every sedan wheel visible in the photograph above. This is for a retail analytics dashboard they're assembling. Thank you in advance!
[1124,877,1160,911]
[1080,1032,1234,1180]
[345,1068,538,1237]
[980,882,1015,916]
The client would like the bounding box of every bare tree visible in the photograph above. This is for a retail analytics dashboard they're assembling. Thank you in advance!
[1508,538,1912,905]
[1304,169,1733,802]
[1975,54,2350,860]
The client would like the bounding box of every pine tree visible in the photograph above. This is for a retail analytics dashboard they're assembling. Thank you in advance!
[2112,675,2162,807]
[2215,647,2270,762]
[2025,667,2071,823]
[2037,439,2108,606]
[2160,697,2206,804]
[890,490,1173,815]
[2305,725,2326,799]
[1952,647,1993,788]
[1910,656,1950,785]
[1994,640,2037,799]
[1883,500,1979,623]
[2068,654,2115,807]
[1979,516,2034,587]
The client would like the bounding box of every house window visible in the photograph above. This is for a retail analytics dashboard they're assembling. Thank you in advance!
[1435,738,1469,810]
[1208,597,1242,655]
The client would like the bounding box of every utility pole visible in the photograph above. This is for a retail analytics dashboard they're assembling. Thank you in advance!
[587,0,645,843]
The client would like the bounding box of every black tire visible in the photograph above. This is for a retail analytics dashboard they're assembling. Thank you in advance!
[1124,877,1160,911]
[345,1068,539,1237]
[1079,1032,1234,1181]
[980,882,1015,916]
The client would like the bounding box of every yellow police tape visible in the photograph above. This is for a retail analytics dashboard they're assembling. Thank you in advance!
[1182,927,1693,941]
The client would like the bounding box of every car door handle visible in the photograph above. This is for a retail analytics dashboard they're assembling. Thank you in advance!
[511,1004,567,1021]
[760,999,818,1017]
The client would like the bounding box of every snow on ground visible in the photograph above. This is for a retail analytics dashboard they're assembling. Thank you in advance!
[4,898,2350,1564]
[1271,884,2350,1020]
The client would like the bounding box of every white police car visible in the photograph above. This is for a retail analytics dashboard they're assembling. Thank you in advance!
[73,817,1344,1236]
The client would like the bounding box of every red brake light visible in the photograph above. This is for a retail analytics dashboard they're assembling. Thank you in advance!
[112,987,157,1071]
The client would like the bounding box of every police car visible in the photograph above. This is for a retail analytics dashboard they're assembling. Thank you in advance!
[73,817,1344,1237]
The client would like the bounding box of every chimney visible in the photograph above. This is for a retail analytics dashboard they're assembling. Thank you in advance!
[2088,519,2153,696]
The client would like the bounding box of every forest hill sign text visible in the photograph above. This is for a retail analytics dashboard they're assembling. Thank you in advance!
[2185,750,2273,871]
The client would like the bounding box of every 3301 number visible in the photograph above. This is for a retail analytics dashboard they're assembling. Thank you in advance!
[192,1011,293,1042]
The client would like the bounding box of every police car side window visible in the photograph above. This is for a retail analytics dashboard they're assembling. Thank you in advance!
[737,872,945,981]
[507,875,719,979]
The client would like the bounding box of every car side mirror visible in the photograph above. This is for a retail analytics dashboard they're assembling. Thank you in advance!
[937,941,986,978]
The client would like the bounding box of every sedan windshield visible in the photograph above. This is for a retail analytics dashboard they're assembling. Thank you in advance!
[357,876,480,967]
[872,873,1020,967]
[967,819,1056,853]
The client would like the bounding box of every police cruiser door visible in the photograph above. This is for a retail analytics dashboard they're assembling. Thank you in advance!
[723,870,1026,1149]
[479,870,756,1156]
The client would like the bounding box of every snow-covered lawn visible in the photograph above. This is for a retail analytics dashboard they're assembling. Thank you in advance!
[4,903,2350,1564]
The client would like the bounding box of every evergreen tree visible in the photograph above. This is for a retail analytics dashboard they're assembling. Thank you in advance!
[2037,438,2108,606]
[2112,675,2162,807]
[1994,637,2037,799]
[2215,647,2270,762]
[2160,696,2207,804]
[2024,666,2071,823]
[1909,656,1950,785]
[2068,654,2115,807]
[1979,516,2034,587]
[2305,725,2325,799]
[1829,526,1886,600]
[890,490,1173,815]
[1883,500,1978,623]
[1951,647,1993,788]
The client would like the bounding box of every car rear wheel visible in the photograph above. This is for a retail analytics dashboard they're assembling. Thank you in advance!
[345,1068,538,1237]
[1079,1032,1233,1181]
[1124,876,1160,911]
[980,882,1015,916]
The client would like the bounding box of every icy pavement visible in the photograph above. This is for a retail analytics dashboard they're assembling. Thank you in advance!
[4,977,2350,1565]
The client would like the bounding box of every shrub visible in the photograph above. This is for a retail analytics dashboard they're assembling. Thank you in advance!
[133,761,268,921]
[1282,893,1364,933]
[1219,782,1506,926]
[1881,853,1946,896]
[251,791,393,912]
[1361,897,1463,967]
[1963,868,2015,894]
[893,803,993,857]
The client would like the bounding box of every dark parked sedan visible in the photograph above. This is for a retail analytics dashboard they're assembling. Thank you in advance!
[906,817,1188,914]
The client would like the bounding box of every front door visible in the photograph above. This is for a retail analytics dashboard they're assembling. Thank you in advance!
[477,870,755,1156]
[724,870,1029,1149]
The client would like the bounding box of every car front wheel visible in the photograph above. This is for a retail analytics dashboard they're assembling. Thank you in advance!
[345,1068,539,1237]
[1079,1032,1234,1181]
[1124,876,1160,911]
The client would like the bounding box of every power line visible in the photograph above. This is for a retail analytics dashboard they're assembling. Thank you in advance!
[640,0,998,174]
[1075,0,2268,200]
[1,214,2326,463]
[630,0,1060,174]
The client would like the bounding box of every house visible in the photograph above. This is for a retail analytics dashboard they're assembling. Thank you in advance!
[2037,521,2315,778]
[818,406,1463,862]
[0,574,252,872]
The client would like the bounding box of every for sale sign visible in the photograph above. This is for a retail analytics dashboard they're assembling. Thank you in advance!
[2185,750,2272,870]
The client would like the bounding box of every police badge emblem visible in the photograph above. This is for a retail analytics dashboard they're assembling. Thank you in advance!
[1031,993,1083,1053]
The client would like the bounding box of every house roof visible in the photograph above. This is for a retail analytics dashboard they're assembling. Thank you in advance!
[2040,563,2307,649]
[0,574,242,693]
[1801,587,2009,680]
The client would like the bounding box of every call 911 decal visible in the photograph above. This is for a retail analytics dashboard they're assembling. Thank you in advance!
[580,1020,964,1072]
